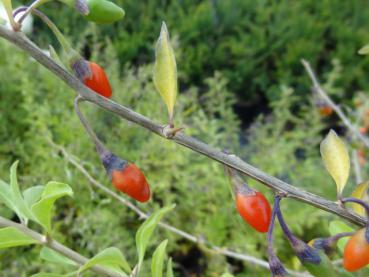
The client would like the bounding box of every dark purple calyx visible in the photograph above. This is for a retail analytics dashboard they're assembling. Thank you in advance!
[235,182,256,196]
[276,197,321,265]
[227,168,256,196]
[312,238,335,256]
[312,232,353,257]
[290,235,321,265]
[71,58,92,81]
[75,0,90,15]
[269,252,287,277]
[268,196,287,277]
[100,151,127,179]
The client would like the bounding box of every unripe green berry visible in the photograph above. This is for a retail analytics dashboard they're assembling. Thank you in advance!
[84,0,125,24]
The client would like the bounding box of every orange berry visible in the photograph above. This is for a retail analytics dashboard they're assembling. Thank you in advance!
[358,149,366,166]
[112,163,150,203]
[359,127,368,134]
[84,62,112,98]
[318,106,333,117]
[343,228,369,272]
[236,191,272,233]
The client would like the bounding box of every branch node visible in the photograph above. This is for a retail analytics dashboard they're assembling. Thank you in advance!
[162,124,184,138]
[40,235,48,245]
[276,191,288,198]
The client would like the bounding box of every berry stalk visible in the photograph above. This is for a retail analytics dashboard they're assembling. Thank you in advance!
[74,96,107,156]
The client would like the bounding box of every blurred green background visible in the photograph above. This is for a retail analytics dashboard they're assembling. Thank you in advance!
[1,0,369,276]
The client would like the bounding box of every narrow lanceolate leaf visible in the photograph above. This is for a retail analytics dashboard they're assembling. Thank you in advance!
[0,17,6,25]
[220,274,234,277]
[1,0,17,27]
[48,45,66,69]
[154,22,178,123]
[40,247,77,266]
[303,250,339,277]
[166,257,174,277]
[30,273,66,277]
[78,247,131,276]
[136,204,175,267]
[350,181,369,216]
[151,240,168,277]
[0,180,19,216]
[10,161,34,222]
[0,227,39,249]
[359,44,369,55]
[23,185,44,209]
[31,182,73,232]
[320,130,350,198]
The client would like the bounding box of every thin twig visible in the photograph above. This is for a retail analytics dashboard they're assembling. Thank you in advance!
[352,150,363,184]
[301,59,369,149]
[0,26,366,227]
[74,96,107,154]
[0,216,123,277]
[49,140,309,277]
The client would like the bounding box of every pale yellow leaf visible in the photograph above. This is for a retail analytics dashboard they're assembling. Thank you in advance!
[153,22,177,123]
[2,0,16,26]
[350,181,369,216]
[359,44,369,55]
[320,130,350,197]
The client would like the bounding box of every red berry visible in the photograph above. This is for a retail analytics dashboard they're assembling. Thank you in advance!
[236,191,272,233]
[343,228,369,272]
[359,127,368,134]
[111,163,150,203]
[318,106,333,117]
[84,62,112,98]
[358,149,366,166]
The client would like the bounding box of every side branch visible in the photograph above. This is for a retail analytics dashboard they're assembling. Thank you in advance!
[0,26,365,226]
[50,141,309,277]
[0,216,122,277]
[301,59,369,149]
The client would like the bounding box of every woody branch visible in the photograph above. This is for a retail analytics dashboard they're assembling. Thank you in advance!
[0,25,366,227]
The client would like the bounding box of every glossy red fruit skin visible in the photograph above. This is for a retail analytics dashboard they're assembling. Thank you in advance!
[111,163,150,203]
[84,62,112,98]
[343,228,369,272]
[236,191,272,233]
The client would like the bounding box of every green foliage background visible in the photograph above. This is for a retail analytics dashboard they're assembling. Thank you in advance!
[1,0,369,276]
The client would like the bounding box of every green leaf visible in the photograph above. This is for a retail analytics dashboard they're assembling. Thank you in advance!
[48,45,66,69]
[220,273,234,277]
[78,247,131,275]
[154,22,178,123]
[23,185,44,209]
[0,180,18,215]
[0,227,39,249]
[40,246,77,266]
[329,221,354,252]
[9,161,34,222]
[0,17,6,25]
[166,258,174,277]
[136,204,175,267]
[303,250,338,277]
[31,273,66,277]
[2,0,17,27]
[151,240,168,277]
[359,44,369,55]
[320,130,350,198]
[305,253,356,277]
[31,182,73,232]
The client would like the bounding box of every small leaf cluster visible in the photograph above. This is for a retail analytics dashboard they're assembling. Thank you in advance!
[0,162,176,276]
